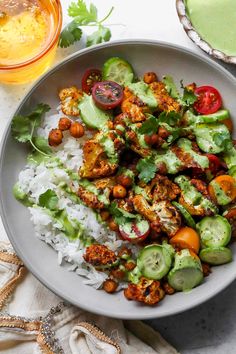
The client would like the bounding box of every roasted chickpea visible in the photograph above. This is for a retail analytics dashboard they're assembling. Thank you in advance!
[124,261,136,271]
[117,174,133,188]
[108,219,119,232]
[58,117,71,131]
[103,279,118,293]
[113,185,127,198]
[110,268,126,280]
[143,72,158,84]
[118,247,132,259]
[48,129,63,147]
[100,210,110,221]
[144,133,159,146]
[69,122,85,138]
[158,127,170,139]
[107,120,114,130]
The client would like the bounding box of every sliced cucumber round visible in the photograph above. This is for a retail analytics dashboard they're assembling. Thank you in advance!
[137,244,172,280]
[194,123,231,154]
[168,267,203,291]
[196,215,231,248]
[199,247,232,265]
[167,249,203,291]
[102,57,134,86]
[172,201,196,229]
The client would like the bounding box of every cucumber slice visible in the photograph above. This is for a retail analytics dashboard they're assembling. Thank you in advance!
[167,249,203,291]
[168,267,203,291]
[194,123,231,153]
[172,201,196,228]
[102,57,134,86]
[78,94,112,129]
[196,215,231,248]
[200,247,232,265]
[137,244,172,280]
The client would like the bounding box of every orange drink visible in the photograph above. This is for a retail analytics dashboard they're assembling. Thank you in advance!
[0,0,62,84]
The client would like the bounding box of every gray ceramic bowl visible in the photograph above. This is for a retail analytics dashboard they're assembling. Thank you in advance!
[1,40,236,319]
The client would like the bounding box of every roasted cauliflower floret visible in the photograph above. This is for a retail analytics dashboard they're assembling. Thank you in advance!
[149,81,180,112]
[152,200,182,237]
[83,245,117,268]
[121,88,151,122]
[77,186,105,209]
[124,277,165,305]
[151,174,180,202]
[79,140,117,179]
[133,196,181,237]
[59,86,83,116]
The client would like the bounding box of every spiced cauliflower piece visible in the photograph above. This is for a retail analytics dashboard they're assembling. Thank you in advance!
[124,277,165,305]
[59,86,83,116]
[121,87,151,122]
[133,195,181,237]
[83,245,118,268]
[151,174,180,202]
[77,187,105,209]
[149,81,181,112]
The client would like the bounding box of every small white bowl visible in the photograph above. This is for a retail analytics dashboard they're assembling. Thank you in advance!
[176,0,236,64]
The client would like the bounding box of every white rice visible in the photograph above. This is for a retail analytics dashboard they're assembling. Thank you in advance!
[16,109,127,289]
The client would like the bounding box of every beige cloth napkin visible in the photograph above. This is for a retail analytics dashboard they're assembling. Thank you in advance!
[0,241,179,354]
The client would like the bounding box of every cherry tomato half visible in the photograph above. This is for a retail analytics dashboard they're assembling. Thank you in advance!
[206,154,222,174]
[81,68,102,94]
[194,86,222,115]
[92,81,124,110]
[119,219,150,244]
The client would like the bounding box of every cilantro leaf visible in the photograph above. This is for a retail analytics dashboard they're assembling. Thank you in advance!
[33,137,52,155]
[182,88,197,107]
[213,132,233,151]
[68,0,97,24]
[59,20,82,48]
[139,115,159,135]
[12,115,31,142]
[163,76,180,99]
[137,158,157,183]
[86,26,111,47]
[158,111,182,126]
[109,201,137,225]
[11,103,51,156]
[39,189,59,211]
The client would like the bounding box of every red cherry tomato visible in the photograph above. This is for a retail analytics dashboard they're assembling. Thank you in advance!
[81,68,102,94]
[119,220,150,244]
[206,154,222,174]
[92,81,124,110]
[194,86,222,114]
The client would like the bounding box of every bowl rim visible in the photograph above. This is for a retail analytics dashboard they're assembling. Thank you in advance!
[1,39,236,319]
[176,0,236,64]
[0,0,62,71]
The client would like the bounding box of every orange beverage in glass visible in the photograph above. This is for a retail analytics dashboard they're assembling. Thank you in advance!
[0,0,62,84]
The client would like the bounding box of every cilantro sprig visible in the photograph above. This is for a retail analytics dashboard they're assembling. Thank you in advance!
[59,0,114,48]
[136,158,157,183]
[109,201,137,225]
[11,103,51,156]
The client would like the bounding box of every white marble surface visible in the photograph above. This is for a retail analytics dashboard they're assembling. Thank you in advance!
[0,1,236,353]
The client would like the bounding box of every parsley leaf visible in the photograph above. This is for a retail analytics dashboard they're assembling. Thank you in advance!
[137,158,157,183]
[86,25,111,47]
[39,189,59,211]
[139,115,159,135]
[11,103,51,156]
[59,20,82,48]
[68,0,97,24]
